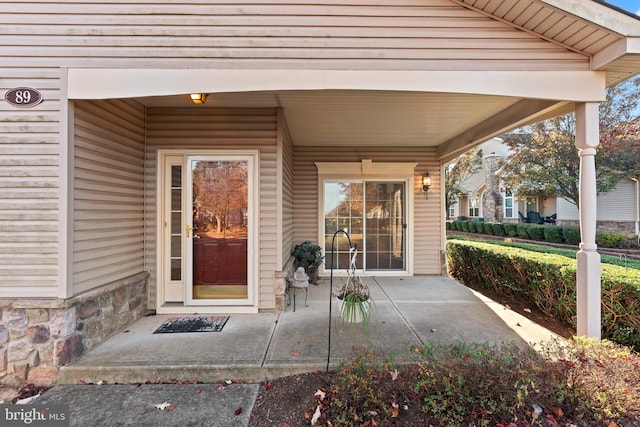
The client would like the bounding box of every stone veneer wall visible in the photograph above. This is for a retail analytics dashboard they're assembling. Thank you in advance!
[0,272,149,388]
[555,220,637,238]
[482,154,503,222]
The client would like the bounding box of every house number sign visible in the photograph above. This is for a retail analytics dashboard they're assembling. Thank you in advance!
[4,87,43,107]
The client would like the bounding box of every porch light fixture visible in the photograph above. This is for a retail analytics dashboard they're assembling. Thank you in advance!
[422,172,432,199]
[190,93,207,104]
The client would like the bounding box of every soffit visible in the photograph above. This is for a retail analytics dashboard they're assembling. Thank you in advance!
[454,0,640,84]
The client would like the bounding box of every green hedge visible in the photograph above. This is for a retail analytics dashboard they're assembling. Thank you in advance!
[563,227,581,245]
[527,225,545,241]
[445,220,635,249]
[446,240,640,350]
[516,224,530,239]
[543,226,564,244]
[503,223,517,237]
[596,232,627,249]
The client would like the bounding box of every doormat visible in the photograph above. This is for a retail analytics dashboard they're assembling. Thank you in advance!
[153,315,229,334]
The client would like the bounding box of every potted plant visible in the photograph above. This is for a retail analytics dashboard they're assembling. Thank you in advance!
[291,240,324,283]
[336,247,372,325]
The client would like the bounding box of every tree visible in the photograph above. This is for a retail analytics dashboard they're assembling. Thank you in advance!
[500,76,640,207]
[445,148,483,219]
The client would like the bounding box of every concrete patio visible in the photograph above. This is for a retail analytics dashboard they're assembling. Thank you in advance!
[58,276,561,385]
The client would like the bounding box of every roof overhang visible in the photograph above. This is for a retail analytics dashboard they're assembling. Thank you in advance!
[66,0,638,163]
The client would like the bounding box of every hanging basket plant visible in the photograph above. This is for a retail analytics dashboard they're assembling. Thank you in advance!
[336,247,373,326]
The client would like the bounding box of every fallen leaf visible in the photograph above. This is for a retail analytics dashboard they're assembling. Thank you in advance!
[371,419,378,426]
[311,405,322,425]
[315,389,326,400]
[225,380,233,385]
[234,407,242,416]
[390,369,399,381]
[516,322,521,327]
[140,408,147,415]
[283,424,291,427]
[155,402,171,411]
[431,328,437,333]
[505,304,511,310]
[195,389,202,395]
[168,404,176,412]
[391,402,399,418]
[608,423,619,427]
[217,385,226,391]
[553,407,563,418]
[293,351,301,357]
[524,308,532,313]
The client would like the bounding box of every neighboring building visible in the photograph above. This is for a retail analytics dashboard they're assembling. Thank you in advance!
[1,1,639,386]
[451,139,640,237]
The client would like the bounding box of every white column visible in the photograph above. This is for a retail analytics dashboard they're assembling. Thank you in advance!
[575,102,601,339]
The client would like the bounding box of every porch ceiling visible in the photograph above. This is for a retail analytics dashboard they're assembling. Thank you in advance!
[138,90,522,150]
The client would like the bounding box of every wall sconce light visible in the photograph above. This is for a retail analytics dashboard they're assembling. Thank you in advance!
[190,93,207,104]
[422,172,432,199]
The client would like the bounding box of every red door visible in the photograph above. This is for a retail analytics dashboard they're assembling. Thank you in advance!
[187,158,249,302]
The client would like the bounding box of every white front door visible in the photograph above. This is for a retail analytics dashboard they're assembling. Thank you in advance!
[158,151,257,310]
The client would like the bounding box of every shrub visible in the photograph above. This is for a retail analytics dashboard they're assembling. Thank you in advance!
[322,339,640,426]
[482,222,494,235]
[503,223,517,237]
[543,226,564,243]
[563,227,581,245]
[491,222,505,236]
[467,221,477,233]
[526,225,545,241]
[597,232,627,248]
[446,239,640,350]
[516,224,530,239]
[461,221,470,232]
[445,221,451,230]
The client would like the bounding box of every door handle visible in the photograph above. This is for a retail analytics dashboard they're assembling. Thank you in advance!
[186,224,192,238]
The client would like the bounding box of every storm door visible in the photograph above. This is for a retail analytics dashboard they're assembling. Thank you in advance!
[159,151,256,308]
[185,156,253,305]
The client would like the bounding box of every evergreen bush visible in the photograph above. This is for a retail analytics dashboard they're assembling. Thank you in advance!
[516,224,530,239]
[543,226,564,244]
[563,227,581,245]
[491,222,506,236]
[503,223,517,237]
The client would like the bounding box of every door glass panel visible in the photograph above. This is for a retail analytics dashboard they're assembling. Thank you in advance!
[190,159,248,300]
[365,182,405,271]
[324,182,363,270]
[169,165,182,282]
[324,180,405,273]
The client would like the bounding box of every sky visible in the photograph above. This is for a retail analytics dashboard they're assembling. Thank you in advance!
[604,0,640,15]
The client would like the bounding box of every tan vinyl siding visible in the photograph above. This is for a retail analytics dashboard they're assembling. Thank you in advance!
[0,68,61,295]
[280,112,295,270]
[293,146,441,275]
[73,99,146,294]
[1,1,588,71]
[145,107,278,310]
[597,180,636,222]
[558,179,637,222]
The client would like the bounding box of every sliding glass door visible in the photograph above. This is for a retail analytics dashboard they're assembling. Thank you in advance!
[324,180,406,272]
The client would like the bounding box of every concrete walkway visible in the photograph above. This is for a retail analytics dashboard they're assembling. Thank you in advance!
[34,276,560,426]
[58,275,559,385]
